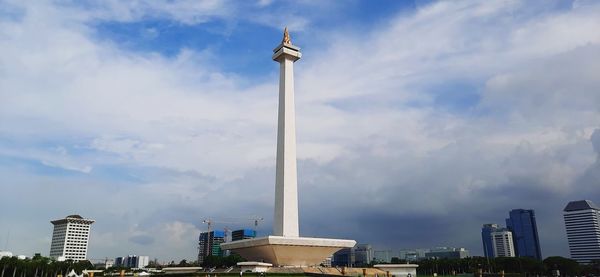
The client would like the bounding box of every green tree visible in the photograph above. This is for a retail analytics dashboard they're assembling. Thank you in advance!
[543,256,580,276]
[0,257,9,277]
[519,257,544,274]
[579,259,600,276]
[223,254,245,267]
[202,255,223,268]
[391,257,402,264]
[178,259,190,267]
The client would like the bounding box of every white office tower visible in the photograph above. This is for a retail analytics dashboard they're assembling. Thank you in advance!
[491,229,516,257]
[563,200,600,264]
[49,215,95,261]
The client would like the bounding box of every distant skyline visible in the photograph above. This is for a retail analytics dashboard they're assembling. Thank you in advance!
[1,0,600,261]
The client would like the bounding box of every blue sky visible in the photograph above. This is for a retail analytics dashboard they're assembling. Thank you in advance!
[1,0,600,262]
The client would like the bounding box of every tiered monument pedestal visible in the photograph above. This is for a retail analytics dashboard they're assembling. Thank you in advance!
[221,236,356,266]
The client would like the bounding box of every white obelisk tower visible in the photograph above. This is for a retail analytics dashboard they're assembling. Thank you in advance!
[272,27,301,237]
[220,29,355,266]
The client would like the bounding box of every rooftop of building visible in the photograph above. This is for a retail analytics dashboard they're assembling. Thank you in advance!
[509,208,534,213]
[51,215,95,225]
[564,200,599,212]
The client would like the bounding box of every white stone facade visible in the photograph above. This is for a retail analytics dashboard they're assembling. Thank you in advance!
[272,39,301,238]
[49,215,94,261]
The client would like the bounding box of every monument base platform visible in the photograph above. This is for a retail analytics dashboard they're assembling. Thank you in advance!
[221,236,356,266]
[237,262,272,272]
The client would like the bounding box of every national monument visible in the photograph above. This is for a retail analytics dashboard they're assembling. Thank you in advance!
[220,28,357,266]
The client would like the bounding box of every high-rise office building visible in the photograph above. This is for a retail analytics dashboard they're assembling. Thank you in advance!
[563,200,600,264]
[49,215,95,261]
[506,209,542,260]
[483,223,516,258]
[198,230,225,263]
[231,229,256,241]
[481,224,499,258]
[491,229,516,257]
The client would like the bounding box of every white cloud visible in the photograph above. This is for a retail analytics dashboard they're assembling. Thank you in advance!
[1,0,600,260]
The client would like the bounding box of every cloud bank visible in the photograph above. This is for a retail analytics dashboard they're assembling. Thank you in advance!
[1,0,599,261]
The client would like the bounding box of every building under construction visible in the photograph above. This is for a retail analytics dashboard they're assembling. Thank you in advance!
[231,229,256,241]
[198,230,225,264]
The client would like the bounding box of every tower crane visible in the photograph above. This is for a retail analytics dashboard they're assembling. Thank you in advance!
[201,216,264,232]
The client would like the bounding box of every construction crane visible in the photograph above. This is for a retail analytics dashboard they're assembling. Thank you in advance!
[201,216,264,232]
[249,216,264,229]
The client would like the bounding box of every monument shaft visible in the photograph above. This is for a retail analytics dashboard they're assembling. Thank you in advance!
[219,29,356,266]
[273,29,301,237]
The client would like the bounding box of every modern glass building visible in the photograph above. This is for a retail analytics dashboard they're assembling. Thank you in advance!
[481,224,499,258]
[506,209,542,260]
[563,200,600,264]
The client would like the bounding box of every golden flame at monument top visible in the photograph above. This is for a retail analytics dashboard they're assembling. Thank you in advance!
[282,27,291,44]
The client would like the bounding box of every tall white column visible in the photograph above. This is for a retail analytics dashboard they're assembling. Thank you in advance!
[272,28,301,237]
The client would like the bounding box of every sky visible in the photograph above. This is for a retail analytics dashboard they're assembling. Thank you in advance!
[1,0,600,263]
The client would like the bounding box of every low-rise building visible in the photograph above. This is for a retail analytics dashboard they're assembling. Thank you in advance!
[93,259,114,269]
[333,244,374,266]
[354,244,373,266]
[398,249,430,261]
[374,250,395,263]
[425,247,470,259]
[332,247,354,266]
[114,255,149,268]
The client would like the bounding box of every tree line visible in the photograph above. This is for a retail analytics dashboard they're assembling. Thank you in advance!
[0,252,245,277]
[0,254,94,277]
[413,256,600,276]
